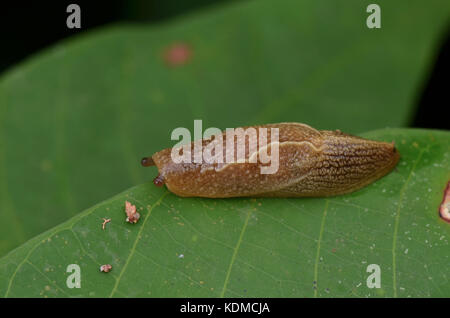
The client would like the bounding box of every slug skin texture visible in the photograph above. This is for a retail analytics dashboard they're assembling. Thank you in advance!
[144,123,400,198]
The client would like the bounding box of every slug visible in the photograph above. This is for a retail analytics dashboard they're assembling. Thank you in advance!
[141,123,399,198]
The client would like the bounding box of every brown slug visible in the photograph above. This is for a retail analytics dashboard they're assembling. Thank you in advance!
[141,122,399,198]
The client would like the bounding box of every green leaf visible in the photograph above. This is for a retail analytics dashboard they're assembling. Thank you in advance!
[0,0,449,257]
[1,128,449,297]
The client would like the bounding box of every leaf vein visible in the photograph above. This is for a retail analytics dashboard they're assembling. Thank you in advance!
[392,146,428,297]
[220,208,251,298]
[108,190,169,297]
[313,200,328,298]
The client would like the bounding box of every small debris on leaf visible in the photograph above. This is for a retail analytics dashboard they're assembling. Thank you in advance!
[101,218,111,230]
[125,201,140,224]
[100,264,112,273]
[439,181,450,223]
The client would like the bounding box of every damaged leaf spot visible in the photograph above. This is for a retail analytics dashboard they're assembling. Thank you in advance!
[163,43,192,67]
[125,201,140,224]
[439,181,450,223]
[100,264,112,273]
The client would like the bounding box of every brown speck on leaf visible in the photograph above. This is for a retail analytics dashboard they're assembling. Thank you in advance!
[439,181,450,223]
[125,201,140,224]
[100,264,112,273]
[101,218,111,230]
[163,42,192,67]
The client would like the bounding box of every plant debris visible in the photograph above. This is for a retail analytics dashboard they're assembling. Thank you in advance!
[100,264,112,273]
[125,201,140,224]
[101,218,111,230]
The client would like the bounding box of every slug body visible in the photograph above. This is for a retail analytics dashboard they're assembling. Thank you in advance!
[142,123,399,198]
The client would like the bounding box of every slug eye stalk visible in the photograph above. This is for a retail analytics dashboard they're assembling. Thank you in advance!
[141,157,155,167]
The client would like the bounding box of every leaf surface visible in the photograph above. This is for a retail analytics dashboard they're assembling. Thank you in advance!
[1,128,449,297]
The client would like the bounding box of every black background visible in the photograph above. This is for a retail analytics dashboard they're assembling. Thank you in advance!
[0,297,447,315]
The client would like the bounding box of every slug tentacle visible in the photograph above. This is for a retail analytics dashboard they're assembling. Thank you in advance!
[153,174,165,187]
[141,157,155,167]
[143,123,400,198]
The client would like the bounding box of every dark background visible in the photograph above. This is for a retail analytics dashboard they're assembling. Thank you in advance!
[1,0,447,130]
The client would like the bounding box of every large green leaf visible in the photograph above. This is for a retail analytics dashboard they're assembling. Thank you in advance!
[0,0,449,257]
[0,128,448,297]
